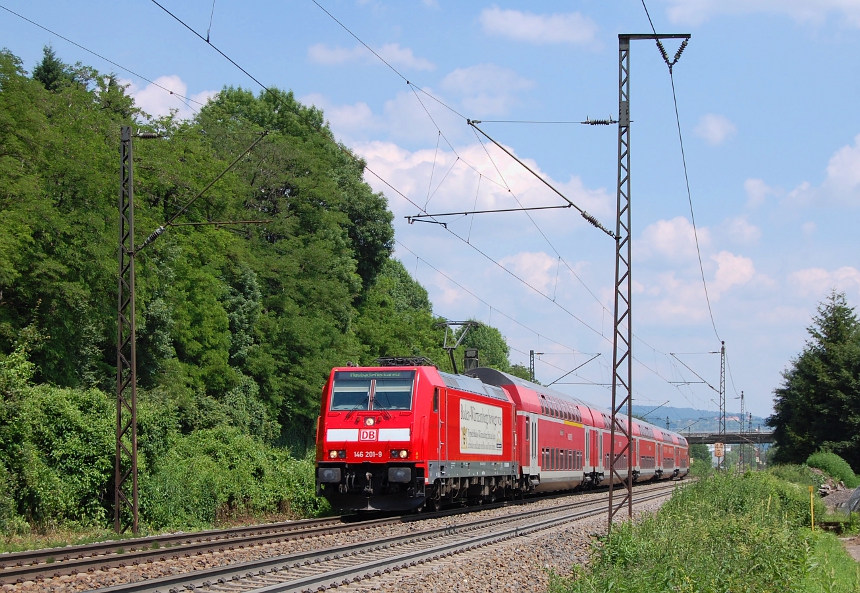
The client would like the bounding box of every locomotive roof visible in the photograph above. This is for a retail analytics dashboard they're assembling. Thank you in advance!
[437,370,511,402]
[464,367,686,444]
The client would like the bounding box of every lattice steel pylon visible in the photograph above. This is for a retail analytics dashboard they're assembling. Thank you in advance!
[116,125,138,533]
[718,340,726,470]
[608,33,690,531]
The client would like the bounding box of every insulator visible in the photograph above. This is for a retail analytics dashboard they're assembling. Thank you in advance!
[581,212,616,239]
[136,132,160,139]
[673,39,688,63]
[139,225,165,250]
[656,40,670,65]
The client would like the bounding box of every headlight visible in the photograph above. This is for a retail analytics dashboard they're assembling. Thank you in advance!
[329,450,338,459]
[391,449,410,459]
[365,417,375,426]
[399,449,409,459]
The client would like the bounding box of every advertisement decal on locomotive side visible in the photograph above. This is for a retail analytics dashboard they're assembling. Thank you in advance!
[459,400,503,455]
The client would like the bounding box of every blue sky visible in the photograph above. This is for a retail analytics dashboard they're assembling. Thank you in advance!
[3,1,860,419]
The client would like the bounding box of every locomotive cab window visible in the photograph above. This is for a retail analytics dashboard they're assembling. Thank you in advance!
[330,371,415,411]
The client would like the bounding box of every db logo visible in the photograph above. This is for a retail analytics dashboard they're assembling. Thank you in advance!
[359,429,378,441]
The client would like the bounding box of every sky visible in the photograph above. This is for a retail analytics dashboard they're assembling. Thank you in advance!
[3,0,860,420]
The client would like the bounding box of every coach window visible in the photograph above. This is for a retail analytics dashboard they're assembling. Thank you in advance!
[433,388,439,413]
[525,419,530,441]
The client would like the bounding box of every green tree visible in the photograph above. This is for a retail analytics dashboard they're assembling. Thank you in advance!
[690,443,711,465]
[767,291,860,470]
[32,45,73,91]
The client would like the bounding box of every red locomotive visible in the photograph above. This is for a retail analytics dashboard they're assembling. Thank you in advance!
[315,361,688,512]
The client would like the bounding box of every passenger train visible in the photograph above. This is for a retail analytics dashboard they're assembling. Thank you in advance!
[315,361,688,511]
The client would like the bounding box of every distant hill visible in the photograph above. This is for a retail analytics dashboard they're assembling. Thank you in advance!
[630,405,768,434]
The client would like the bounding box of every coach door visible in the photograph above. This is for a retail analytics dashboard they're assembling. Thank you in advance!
[634,439,639,468]
[584,428,590,467]
[530,415,538,472]
[598,432,604,470]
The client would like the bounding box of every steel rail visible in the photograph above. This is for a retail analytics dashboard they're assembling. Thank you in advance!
[0,516,370,585]
[0,489,561,584]
[0,517,342,569]
[92,481,679,593]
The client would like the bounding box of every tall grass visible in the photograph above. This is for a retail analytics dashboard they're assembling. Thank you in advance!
[550,472,858,593]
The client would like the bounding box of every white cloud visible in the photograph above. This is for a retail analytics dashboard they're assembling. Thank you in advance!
[802,221,817,236]
[498,252,559,294]
[307,42,435,71]
[479,5,598,45]
[823,134,860,199]
[788,266,860,298]
[639,217,711,262]
[694,114,737,146]
[785,134,860,206]
[441,64,534,116]
[353,139,613,234]
[722,217,762,244]
[666,0,860,27]
[123,75,217,120]
[300,88,459,145]
[300,93,378,134]
[711,251,756,298]
[744,178,775,208]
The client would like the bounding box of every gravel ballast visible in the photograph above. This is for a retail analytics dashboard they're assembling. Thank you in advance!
[2,481,679,593]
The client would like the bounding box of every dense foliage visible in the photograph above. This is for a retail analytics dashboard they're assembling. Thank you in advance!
[0,46,529,535]
[806,451,860,488]
[767,291,860,470]
[550,472,857,593]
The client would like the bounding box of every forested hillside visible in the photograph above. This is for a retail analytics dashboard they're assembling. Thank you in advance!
[0,47,527,534]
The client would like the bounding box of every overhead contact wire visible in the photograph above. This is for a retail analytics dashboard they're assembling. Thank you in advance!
[0,4,205,110]
[640,0,720,342]
[148,0,692,398]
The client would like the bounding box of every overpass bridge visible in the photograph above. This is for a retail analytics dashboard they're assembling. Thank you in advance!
[684,431,774,445]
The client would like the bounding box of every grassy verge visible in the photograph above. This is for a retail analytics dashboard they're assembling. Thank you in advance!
[550,472,859,593]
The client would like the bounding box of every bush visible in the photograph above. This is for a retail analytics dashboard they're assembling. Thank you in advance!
[140,426,328,530]
[1,386,114,529]
[806,451,860,488]
[768,463,826,489]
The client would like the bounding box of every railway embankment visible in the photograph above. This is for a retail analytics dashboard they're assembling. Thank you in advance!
[549,470,860,593]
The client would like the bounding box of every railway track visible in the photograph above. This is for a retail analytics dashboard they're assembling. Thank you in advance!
[93,480,680,593]
[0,477,653,586]
[0,489,555,585]
[0,516,357,585]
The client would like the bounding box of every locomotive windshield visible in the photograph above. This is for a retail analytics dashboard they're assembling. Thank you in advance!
[330,371,415,411]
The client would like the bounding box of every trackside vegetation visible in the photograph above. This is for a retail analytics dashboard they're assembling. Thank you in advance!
[549,471,860,593]
[807,451,860,488]
[0,45,531,541]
